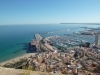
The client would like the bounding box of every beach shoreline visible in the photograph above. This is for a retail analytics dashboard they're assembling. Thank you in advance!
[0,53,36,66]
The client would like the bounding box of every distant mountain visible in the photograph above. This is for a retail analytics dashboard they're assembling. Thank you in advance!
[60,23,100,25]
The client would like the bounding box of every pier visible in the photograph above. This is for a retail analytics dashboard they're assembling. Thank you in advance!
[34,34,42,42]
[28,34,42,52]
[39,29,70,34]
[34,34,43,52]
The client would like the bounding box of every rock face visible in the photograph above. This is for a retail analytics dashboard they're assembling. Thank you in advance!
[0,67,58,75]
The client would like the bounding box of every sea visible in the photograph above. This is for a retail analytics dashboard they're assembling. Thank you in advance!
[0,24,99,62]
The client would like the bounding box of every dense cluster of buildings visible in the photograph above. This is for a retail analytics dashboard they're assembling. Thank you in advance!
[25,46,100,75]
[25,34,100,75]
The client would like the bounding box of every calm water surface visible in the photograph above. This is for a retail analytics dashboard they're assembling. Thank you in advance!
[0,24,99,62]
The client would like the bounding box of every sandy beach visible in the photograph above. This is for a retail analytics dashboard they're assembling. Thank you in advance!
[0,53,36,66]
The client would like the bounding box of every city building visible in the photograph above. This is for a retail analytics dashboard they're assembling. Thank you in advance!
[95,34,100,46]
[29,39,39,52]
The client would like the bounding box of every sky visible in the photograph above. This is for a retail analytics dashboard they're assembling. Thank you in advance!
[0,0,100,25]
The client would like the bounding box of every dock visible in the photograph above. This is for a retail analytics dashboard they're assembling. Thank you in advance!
[34,34,42,42]
[34,34,43,52]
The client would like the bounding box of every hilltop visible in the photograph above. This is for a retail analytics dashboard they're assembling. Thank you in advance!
[0,67,60,75]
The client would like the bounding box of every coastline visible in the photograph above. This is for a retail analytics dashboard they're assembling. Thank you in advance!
[0,53,36,66]
[60,23,100,25]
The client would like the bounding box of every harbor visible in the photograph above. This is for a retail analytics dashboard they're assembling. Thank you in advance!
[14,31,100,74]
[0,26,100,75]
[21,34,100,74]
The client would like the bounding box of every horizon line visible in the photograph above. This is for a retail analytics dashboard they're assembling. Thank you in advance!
[0,22,100,25]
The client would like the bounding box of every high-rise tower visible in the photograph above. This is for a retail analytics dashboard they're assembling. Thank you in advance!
[95,34,100,46]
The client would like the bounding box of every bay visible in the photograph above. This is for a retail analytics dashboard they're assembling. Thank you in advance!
[0,24,99,62]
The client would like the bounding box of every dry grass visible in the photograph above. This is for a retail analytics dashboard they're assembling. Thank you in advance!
[0,67,60,75]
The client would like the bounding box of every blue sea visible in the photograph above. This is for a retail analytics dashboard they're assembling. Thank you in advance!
[0,24,99,62]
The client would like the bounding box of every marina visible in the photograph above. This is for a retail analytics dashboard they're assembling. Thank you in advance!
[45,34,94,48]
[0,25,100,75]
[19,34,100,74]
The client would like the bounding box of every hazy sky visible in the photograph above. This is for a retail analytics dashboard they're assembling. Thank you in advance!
[0,0,100,25]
